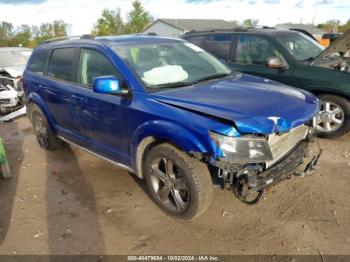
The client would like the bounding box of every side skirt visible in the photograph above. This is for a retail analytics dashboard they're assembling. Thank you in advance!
[58,136,135,173]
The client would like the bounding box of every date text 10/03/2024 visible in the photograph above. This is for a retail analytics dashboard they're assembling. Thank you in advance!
[127,256,219,261]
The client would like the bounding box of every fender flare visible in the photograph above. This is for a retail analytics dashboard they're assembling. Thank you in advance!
[306,87,350,101]
[26,92,56,132]
[129,120,207,178]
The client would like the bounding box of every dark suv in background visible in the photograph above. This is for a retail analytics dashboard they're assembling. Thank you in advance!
[182,28,350,138]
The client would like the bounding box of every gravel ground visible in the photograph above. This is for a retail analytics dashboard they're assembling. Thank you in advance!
[0,117,349,255]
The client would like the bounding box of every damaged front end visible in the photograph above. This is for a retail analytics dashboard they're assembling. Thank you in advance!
[208,124,321,204]
[0,72,25,115]
[312,28,350,73]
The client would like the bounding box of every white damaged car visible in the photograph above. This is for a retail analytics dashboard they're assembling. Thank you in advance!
[0,47,32,115]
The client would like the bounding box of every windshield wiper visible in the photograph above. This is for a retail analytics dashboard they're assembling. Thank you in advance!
[302,56,315,62]
[148,82,193,89]
[192,72,234,84]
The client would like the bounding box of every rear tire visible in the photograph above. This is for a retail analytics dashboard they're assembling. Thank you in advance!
[143,143,213,220]
[28,104,63,150]
[316,94,350,138]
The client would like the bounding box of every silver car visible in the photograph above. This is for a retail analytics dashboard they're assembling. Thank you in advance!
[0,47,32,115]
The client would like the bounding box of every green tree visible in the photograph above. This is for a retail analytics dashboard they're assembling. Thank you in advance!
[52,20,67,37]
[36,20,67,42]
[0,21,14,46]
[318,19,341,33]
[125,0,151,33]
[339,19,350,33]
[13,24,32,47]
[242,19,259,28]
[0,20,67,48]
[92,8,125,36]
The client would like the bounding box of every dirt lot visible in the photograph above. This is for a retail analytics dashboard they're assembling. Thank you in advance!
[0,117,349,255]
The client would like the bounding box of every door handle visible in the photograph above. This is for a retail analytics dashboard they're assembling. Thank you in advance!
[71,94,84,102]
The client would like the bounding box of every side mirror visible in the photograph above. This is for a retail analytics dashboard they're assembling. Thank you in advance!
[92,76,129,95]
[266,57,288,69]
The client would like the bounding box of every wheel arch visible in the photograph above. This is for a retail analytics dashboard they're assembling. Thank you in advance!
[308,89,350,117]
[307,87,350,102]
[130,120,208,179]
[27,92,56,132]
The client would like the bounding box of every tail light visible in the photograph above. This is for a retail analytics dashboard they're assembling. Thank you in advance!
[17,76,24,90]
[18,76,23,84]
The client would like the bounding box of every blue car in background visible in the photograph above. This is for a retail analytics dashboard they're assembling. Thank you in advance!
[23,35,321,219]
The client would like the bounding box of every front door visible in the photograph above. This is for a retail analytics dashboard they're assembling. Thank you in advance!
[228,34,294,86]
[73,47,131,165]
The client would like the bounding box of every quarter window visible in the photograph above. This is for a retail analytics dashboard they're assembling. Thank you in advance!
[201,34,232,61]
[48,48,75,82]
[234,35,281,65]
[77,49,120,88]
[27,49,49,75]
[186,36,205,46]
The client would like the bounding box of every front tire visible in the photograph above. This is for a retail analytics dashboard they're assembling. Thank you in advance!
[316,94,350,138]
[143,143,213,220]
[29,104,63,150]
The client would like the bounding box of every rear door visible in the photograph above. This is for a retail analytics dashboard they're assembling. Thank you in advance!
[228,34,294,85]
[44,47,83,138]
[200,34,233,62]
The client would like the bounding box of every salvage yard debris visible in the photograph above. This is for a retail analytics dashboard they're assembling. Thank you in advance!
[0,47,31,122]
[0,106,26,122]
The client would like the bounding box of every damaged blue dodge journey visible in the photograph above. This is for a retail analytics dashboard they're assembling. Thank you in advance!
[23,35,321,219]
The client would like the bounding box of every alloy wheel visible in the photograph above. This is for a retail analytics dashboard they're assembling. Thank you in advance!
[149,157,189,213]
[33,114,49,148]
[316,100,344,133]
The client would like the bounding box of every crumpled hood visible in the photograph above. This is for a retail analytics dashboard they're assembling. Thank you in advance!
[0,65,25,78]
[152,74,320,134]
[313,29,350,64]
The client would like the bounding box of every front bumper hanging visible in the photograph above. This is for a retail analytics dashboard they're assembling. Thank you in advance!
[213,132,322,204]
[249,138,321,193]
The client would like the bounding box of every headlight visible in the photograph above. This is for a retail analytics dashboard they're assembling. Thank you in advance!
[209,131,273,163]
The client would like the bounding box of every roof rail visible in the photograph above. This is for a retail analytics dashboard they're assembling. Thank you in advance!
[185,28,249,34]
[262,26,277,29]
[44,34,94,43]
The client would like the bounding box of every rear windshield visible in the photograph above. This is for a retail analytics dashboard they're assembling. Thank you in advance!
[0,50,32,67]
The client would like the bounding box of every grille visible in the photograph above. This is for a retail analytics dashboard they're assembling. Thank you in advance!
[266,125,309,168]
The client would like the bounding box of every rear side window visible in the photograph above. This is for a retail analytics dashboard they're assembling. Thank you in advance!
[77,49,120,88]
[27,49,49,75]
[185,36,205,46]
[201,34,232,61]
[48,48,75,82]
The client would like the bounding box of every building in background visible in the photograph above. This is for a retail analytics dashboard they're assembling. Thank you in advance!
[144,18,236,37]
[275,23,325,41]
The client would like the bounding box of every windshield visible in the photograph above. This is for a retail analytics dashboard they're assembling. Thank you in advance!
[112,41,231,89]
[0,50,32,67]
[276,32,324,62]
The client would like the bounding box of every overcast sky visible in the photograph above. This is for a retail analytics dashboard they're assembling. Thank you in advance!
[0,0,349,35]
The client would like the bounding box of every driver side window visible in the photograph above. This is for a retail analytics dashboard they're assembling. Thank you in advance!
[77,49,120,88]
[234,35,282,65]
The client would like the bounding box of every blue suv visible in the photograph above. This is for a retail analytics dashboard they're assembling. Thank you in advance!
[23,35,321,219]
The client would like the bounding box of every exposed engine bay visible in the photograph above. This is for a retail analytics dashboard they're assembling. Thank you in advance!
[312,28,350,73]
[312,55,350,73]
[0,70,25,115]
